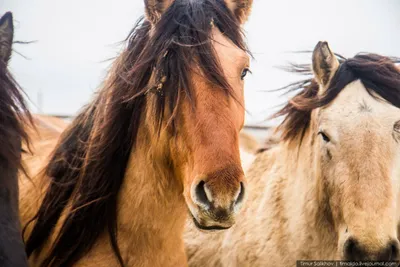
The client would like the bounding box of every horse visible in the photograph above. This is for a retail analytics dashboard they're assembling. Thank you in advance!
[0,12,30,267]
[184,41,400,266]
[19,0,254,266]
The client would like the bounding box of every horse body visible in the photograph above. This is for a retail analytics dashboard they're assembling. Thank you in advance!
[21,127,188,266]
[185,42,400,266]
[22,109,217,266]
[77,125,189,266]
[20,1,254,266]
[0,12,30,267]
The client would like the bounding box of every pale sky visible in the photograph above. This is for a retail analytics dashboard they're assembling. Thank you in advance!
[1,0,400,126]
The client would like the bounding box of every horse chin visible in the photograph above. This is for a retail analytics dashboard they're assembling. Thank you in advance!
[190,214,232,231]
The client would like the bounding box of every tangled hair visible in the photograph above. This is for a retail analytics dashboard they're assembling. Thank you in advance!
[24,1,249,266]
[0,59,31,172]
[274,53,400,142]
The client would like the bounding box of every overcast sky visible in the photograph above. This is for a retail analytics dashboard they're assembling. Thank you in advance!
[1,0,400,126]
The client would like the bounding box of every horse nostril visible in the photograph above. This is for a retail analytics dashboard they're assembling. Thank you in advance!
[235,182,245,205]
[344,237,365,261]
[388,245,395,260]
[344,237,400,261]
[377,240,400,261]
[194,180,212,208]
[385,240,400,260]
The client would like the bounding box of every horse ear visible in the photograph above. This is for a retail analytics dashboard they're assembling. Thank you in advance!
[312,41,339,89]
[225,0,253,24]
[144,0,174,25]
[0,12,13,63]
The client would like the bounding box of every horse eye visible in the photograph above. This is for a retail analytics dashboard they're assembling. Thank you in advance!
[318,131,330,143]
[241,68,251,80]
[395,121,400,133]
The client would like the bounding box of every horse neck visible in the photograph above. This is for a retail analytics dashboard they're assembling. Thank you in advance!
[116,120,187,256]
[280,128,337,256]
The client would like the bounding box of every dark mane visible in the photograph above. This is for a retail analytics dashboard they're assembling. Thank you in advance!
[274,53,400,142]
[0,59,31,172]
[24,1,249,266]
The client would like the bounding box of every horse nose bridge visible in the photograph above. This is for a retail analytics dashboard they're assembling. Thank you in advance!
[191,123,241,165]
[343,163,393,212]
[195,145,242,170]
[204,164,244,196]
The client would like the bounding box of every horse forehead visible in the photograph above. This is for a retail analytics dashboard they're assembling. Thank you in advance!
[321,80,400,129]
[211,28,248,65]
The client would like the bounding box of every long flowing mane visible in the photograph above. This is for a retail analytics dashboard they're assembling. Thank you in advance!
[274,53,400,142]
[0,58,31,172]
[24,1,249,266]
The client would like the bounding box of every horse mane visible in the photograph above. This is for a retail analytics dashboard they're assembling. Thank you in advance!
[0,59,31,172]
[24,1,249,266]
[273,53,400,142]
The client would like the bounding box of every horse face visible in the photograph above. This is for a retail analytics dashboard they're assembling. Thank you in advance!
[313,42,400,261]
[176,28,249,230]
[143,0,252,231]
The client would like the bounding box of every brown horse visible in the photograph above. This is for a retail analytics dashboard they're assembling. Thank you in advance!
[0,12,30,267]
[20,0,253,266]
[184,41,400,266]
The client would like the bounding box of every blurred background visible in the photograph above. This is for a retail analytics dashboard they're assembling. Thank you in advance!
[1,0,400,139]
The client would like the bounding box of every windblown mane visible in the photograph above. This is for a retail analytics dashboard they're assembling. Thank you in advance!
[24,1,249,266]
[0,58,31,172]
[274,53,400,142]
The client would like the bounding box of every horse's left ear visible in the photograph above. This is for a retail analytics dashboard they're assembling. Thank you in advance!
[0,12,13,63]
[312,41,339,89]
[225,0,253,24]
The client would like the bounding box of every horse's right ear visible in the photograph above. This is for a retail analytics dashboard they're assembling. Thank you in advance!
[144,0,174,25]
[0,12,13,63]
[312,41,339,89]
